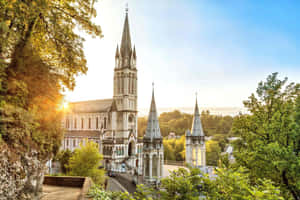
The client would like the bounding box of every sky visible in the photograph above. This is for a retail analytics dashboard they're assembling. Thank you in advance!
[65,0,300,110]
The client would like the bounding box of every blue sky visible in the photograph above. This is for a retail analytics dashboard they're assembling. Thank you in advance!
[65,0,300,109]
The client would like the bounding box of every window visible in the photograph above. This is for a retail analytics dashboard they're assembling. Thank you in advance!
[81,118,84,129]
[104,117,107,129]
[88,118,91,129]
[129,78,131,94]
[128,114,134,123]
[66,118,69,128]
[74,119,77,129]
[132,78,135,94]
[96,117,99,129]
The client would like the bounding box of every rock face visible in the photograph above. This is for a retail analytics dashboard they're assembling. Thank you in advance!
[0,144,45,200]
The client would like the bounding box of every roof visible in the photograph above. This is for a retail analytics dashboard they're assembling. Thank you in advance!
[120,12,132,58]
[69,99,114,113]
[191,97,205,136]
[64,130,101,138]
[144,87,162,139]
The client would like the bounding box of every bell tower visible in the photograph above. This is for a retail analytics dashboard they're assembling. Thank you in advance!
[113,9,138,139]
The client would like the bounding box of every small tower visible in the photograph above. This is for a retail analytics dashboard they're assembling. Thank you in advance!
[143,84,164,185]
[185,95,206,167]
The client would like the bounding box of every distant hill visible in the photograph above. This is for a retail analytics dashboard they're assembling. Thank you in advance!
[138,107,247,117]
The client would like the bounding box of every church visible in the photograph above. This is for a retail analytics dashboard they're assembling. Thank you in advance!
[61,9,206,184]
[61,9,164,184]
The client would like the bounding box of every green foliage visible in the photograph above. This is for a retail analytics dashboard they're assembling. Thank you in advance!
[158,167,203,200]
[0,0,102,162]
[163,136,185,161]
[232,73,300,199]
[206,140,221,166]
[203,167,284,200]
[201,110,234,136]
[88,184,148,200]
[88,184,112,200]
[67,140,105,185]
[99,167,283,200]
[137,117,147,137]
[53,149,73,173]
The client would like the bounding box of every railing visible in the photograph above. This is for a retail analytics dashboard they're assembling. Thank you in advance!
[164,160,186,166]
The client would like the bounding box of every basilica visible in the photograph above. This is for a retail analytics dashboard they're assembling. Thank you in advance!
[61,10,206,184]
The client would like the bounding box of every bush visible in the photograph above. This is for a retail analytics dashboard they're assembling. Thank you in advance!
[67,140,105,185]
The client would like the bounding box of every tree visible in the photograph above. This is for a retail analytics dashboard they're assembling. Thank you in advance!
[53,149,73,174]
[206,140,221,166]
[203,167,284,200]
[163,136,185,161]
[0,0,102,198]
[67,140,105,185]
[232,73,300,199]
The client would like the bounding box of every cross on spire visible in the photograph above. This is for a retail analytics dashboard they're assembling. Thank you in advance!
[125,3,128,13]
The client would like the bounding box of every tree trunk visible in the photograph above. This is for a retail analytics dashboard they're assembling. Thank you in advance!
[282,170,300,200]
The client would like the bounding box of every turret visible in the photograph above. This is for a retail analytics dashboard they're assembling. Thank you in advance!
[115,45,120,68]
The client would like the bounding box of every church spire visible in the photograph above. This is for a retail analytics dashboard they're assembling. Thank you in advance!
[191,93,204,136]
[115,44,120,58]
[144,83,161,139]
[120,8,132,58]
[132,45,136,59]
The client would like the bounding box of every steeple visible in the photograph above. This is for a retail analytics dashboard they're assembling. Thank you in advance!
[144,83,161,139]
[132,45,136,59]
[115,44,120,58]
[191,94,204,136]
[120,9,132,58]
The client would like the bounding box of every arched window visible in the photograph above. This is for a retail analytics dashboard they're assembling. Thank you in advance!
[96,117,99,129]
[104,117,107,129]
[122,76,124,93]
[74,118,77,129]
[88,118,91,129]
[81,118,84,129]
[131,76,134,94]
[145,155,149,177]
[66,118,69,129]
[129,76,132,94]
[152,155,158,177]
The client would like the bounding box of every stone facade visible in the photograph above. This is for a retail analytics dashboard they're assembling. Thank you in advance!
[143,87,164,185]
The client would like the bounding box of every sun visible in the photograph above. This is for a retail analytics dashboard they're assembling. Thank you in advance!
[62,102,69,110]
[58,101,69,111]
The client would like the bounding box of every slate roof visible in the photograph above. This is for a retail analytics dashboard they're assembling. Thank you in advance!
[191,97,205,136]
[144,87,162,139]
[69,99,114,113]
[120,11,132,58]
[64,130,101,138]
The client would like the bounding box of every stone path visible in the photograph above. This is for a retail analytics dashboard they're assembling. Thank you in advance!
[41,185,81,200]
[107,177,127,192]
[114,174,136,194]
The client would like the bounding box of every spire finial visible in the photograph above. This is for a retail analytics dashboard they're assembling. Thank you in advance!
[152,82,154,90]
[125,3,128,14]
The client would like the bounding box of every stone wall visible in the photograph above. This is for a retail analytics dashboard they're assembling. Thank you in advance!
[0,143,45,200]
